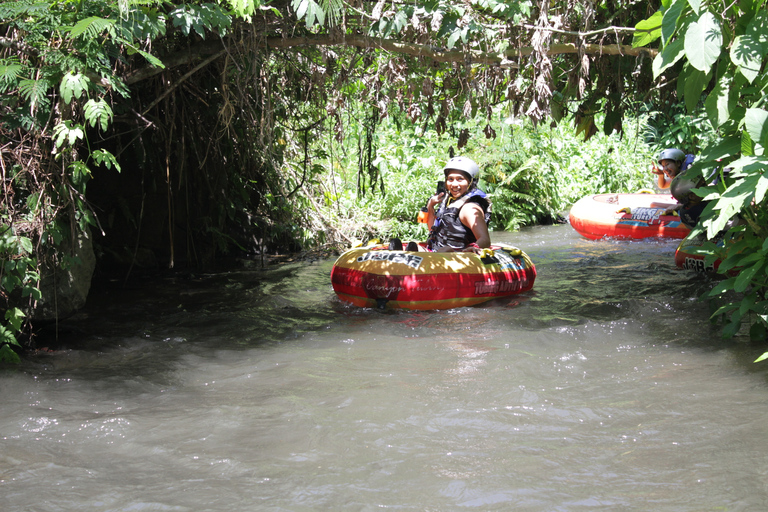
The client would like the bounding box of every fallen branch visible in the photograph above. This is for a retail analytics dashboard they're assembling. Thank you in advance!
[124,32,657,85]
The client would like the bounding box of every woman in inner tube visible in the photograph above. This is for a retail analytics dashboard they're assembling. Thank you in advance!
[425,156,492,255]
[652,148,707,229]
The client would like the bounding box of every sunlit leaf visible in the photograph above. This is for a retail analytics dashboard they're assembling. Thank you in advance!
[756,173,768,204]
[731,34,763,83]
[704,74,734,128]
[632,11,662,48]
[708,177,759,236]
[684,11,722,72]
[744,108,768,149]
[68,16,116,39]
[84,99,113,131]
[53,121,84,148]
[652,37,684,78]
[18,236,32,254]
[3,307,24,332]
[60,72,89,104]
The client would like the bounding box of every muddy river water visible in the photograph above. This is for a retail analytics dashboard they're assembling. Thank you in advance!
[2,224,768,511]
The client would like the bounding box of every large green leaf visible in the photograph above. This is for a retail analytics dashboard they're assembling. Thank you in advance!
[661,0,685,45]
[684,11,722,72]
[734,259,764,293]
[744,108,768,150]
[746,8,768,50]
[731,34,764,83]
[632,11,662,47]
[69,16,116,39]
[652,37,684,78]
[704,74,734,128]
[60,72,89,105]
[53,121,84,148]
[683,67,710,113]
[742,129,756,157]
[697,135,741,162]
[708,177,759,236]
[84,99,113,132]
[756,171,768,204]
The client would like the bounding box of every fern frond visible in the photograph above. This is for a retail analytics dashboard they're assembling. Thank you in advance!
[69,16,117,40]
[18,78,51,105]
[0,60,25,86]
[0,1,47,18]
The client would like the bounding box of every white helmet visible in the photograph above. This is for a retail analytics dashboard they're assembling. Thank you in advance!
[443,156,480,182]
[657,148,685,165]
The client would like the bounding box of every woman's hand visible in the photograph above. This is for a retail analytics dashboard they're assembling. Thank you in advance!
[426,192,445,229]
[427,192,445,209]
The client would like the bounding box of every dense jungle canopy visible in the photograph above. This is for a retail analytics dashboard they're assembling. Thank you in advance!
[2,0,768,356]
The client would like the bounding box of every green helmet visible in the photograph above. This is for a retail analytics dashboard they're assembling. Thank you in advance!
[657,148,685,165]
[443,157,480,182]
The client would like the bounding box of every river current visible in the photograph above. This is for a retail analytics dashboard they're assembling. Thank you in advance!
[2,224,768,511]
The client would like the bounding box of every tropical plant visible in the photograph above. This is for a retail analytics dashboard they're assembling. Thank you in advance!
[0,0,254,351]
[633,1,768,354]
[643,102,719,154]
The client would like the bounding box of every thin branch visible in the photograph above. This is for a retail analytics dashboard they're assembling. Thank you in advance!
[521,24,638,37]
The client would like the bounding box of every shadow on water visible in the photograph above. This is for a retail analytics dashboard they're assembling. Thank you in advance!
[23,225,767,380]
[24,259,344,383]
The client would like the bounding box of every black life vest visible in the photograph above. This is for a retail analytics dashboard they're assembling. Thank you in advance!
[429,189,491,251]
[670,156,707,229]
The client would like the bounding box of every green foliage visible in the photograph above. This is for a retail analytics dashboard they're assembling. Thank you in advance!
[643,103,718,154]
[60,72,89,104]
[328,109,653,241]
[0,0,260,358]
[291,0,343,28]
[53,121,85,148]
[0,224,41,360]
[634,1,768,355]
[83,99,113,131]
[170,3,233,38]
[482,116,653,231]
